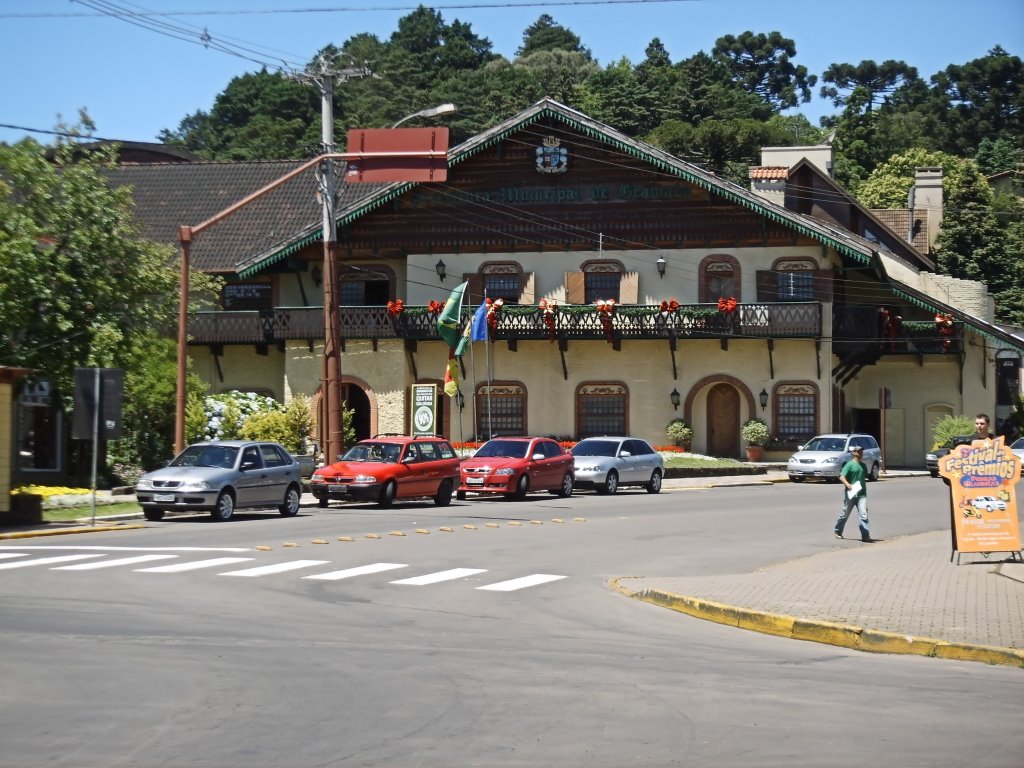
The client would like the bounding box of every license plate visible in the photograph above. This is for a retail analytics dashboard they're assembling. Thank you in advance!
[329,484,347,493]
[153,494,175,502]
[466,477,484,486]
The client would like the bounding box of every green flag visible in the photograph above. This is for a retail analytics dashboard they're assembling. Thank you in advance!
[437,281,468,349]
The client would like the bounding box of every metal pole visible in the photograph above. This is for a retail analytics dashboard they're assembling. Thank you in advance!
[90,367,99,526]
[320,76,344,463]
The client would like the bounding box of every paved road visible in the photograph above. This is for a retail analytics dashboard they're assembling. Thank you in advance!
[1,477,1021,767]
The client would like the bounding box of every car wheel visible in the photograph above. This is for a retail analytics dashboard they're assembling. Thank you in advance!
[279,485,301,516]
[789,475,804,483]
[143,509,165,521]
[508,474,529,500]
[868,462,880,482]
[456,490,467,501]
[596,471,618,495]
[317,496,329,508]
[646,469,662,494]
[929,469,939,478]
[378,480,397,508]
[556,473,573,497]
[211,491,235,521]
[434,479,453,507]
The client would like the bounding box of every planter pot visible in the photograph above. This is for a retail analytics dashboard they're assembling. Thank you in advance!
[745,445,765,462]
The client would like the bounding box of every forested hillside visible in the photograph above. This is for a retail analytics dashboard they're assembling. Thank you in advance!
[154,8,1024,322]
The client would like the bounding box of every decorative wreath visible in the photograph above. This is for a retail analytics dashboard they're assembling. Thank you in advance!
[486,298,504,337]
[386,299,405,317]
[595,299,616,343]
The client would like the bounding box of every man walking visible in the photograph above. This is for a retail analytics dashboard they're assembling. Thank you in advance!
[834,446,871,542]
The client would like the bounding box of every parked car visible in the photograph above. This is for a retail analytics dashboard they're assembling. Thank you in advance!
[571,436,664,494]
[457,436,574,500]
[969,495,1007,512]
[1010,437,1024,475]
[310,435,460,508]
[135,440,303,522]
[787,433,882,482]
[925,435,975,478]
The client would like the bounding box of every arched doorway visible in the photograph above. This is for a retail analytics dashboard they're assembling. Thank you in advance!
[343,384,371,441]
[706,383,740,458]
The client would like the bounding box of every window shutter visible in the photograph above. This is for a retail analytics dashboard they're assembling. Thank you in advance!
[518,272,536,305]
[462,273,485,305]
[755,270,779,301]
[565,272,585,304]
[812,270,834,302]
[619,271,639,304]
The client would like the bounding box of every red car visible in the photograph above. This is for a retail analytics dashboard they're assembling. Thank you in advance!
[310,435,460,508]
[457,436,574,500]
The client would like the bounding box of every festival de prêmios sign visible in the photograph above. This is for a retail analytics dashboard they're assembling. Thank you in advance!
[938,437,1022,558]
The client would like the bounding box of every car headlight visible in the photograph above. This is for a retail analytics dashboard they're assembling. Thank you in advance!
[136,477,154,489]
[178,480,210,491]
[925,453,937,462]
[311,473,327,483]
[352,474,377,483]
[495,468,515,475]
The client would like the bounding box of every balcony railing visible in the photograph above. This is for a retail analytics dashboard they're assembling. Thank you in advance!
[833,306,963,355]
[188,302,822,345]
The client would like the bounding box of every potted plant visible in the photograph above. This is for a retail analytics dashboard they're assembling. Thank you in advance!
[741,418,770,462]
[665,418,693,450]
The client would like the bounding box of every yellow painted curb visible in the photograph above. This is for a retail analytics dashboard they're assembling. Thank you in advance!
[620,585,1024,668]
[389,531,405,537]
[337,536,354,542]
[485,523,500,528]
[0,523,146,539]
[508,521,522,526]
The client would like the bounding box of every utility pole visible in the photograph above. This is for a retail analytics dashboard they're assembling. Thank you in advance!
[295,57,370,463]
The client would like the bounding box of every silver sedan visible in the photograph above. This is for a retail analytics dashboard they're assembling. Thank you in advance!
[571,436,664,494]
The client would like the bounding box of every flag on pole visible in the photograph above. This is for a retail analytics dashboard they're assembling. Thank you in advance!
[455,301,488,357]
[436,281,468,349]
[443,349,460,397]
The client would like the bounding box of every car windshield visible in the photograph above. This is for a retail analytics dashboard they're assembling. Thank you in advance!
[171,445,238,469]
[571,440,619,457]
[341,442,401,463]
[802,438,846,452]
[474,440,530,459]
[1011,438,1024,450]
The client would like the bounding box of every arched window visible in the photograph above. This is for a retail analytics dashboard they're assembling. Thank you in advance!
[583,261,622,304]
[339,266,394,306]
[475,383,526,439]
[482,263,523,304]
[773,259,816,302]
[576,383,628,438]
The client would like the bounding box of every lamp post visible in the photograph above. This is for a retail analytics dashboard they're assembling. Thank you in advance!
[759,388,769,412]
[392,103,456,128]
[670,388,681,411]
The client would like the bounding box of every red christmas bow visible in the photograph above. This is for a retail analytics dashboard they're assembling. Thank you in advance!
[717,297,737,313]
[427,300,444,314]
[386,299,405,317]
[539,299,557,342]
[659,299,680,313]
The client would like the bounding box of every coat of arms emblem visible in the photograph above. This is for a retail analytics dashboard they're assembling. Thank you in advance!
[536,136,568,174]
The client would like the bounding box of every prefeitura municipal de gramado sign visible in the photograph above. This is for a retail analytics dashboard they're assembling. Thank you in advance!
[938,436,1022,559]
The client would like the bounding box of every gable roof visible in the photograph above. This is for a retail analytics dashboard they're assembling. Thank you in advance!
[237,98,888,279]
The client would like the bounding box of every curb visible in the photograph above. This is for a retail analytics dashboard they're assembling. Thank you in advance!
[0,523,147,540]
[611,580,1024,668]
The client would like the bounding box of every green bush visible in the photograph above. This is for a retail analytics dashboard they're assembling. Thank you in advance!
[665,418,693,446]
[741,418,770,446]
[930,415,975,449]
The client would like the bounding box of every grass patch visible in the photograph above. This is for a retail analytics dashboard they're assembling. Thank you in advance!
[664,456,743,469]
[44,502,142,522]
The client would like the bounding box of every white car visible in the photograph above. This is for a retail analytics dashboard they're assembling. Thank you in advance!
[969,496,1006,512]
[571,436,664,494]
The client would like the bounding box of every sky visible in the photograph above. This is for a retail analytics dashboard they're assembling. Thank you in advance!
[1,0,1021,146]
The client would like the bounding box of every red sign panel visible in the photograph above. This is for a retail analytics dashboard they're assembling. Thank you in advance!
[344,127,449,183]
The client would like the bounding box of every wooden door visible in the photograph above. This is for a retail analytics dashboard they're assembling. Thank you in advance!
[706,384,740,458]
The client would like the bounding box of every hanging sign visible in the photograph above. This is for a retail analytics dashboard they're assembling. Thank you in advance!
[938,436,1022,559]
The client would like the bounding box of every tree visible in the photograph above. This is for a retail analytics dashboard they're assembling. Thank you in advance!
[712,31,816,110]
[819,59,920,111]
[517,14,590,58]
[577,58,661,137]
[513,49,598,106]
[975,137,1020,176]
[0,122,221,471]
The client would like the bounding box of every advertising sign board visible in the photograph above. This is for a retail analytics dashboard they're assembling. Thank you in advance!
[938,437,1022,559]
[410,384,437,437]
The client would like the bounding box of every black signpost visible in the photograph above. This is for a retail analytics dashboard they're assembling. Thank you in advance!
[73,368,124,525]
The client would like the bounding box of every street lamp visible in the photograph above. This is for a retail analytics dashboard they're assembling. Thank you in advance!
[759,388,769,412]
[656,257,666,278]
[670,388,681,410]
[391,103,457,128]
[435,259,447,282]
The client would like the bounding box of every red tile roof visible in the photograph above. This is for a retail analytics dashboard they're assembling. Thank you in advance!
[748,166,789,180]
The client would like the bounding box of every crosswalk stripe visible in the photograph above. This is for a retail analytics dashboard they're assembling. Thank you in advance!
[219,560,329,577]
[476,574,568,592]
[53,555,179,571]
[0,553,29,560]
[303,562,409,581]
[390,568,487,586]
[0,554,104,570]
[136,557,253,573]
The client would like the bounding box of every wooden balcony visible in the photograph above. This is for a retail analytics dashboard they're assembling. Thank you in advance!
[187,302,822,346]
[833,306,963,356]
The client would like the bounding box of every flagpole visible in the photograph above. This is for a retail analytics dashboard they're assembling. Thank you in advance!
[469,310,479,441]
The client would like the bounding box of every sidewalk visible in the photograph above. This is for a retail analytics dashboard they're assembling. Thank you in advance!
[4,471,1022,666]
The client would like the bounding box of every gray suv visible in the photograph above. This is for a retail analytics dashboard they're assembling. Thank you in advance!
[136,440,303,521]
[787,433,882,483]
